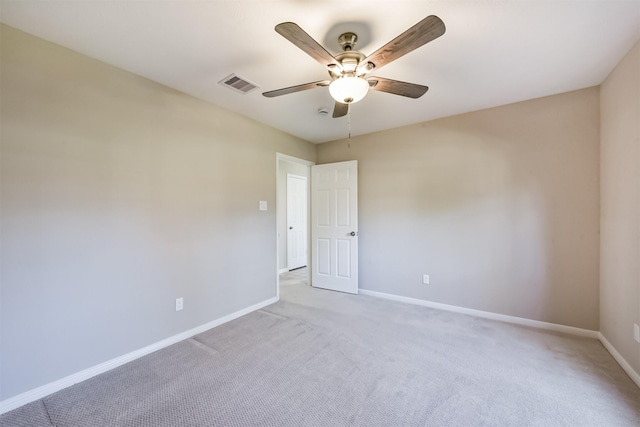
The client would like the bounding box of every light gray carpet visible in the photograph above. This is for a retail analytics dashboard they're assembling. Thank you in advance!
[2,269,639,426]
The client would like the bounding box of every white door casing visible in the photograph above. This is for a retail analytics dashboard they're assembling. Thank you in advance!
[287,174,307,270]
[311,161,358,294]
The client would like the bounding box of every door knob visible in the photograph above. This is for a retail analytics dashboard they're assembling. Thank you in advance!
[350,231,358,236]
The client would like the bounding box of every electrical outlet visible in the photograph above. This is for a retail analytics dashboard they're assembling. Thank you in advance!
[634,324,640,343]
[176,297,184,312]
[422,274,430,285]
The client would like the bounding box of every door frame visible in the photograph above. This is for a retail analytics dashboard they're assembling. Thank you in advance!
[276,153,314,300]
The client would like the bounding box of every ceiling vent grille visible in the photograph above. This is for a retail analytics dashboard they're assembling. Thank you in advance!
[219,74,259,94]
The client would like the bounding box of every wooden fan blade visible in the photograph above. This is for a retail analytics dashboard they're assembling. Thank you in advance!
[275,22,338,69]
[367,77,429,98]
[262,81,330,98]
[360,16,445,72]
[333,101,349,118]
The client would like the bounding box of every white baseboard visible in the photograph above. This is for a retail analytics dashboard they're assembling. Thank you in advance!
[0,296,278,415]
[597,333,640,388]
[4,291,637,415]
[359,289,599,338]
[360,289,640,389]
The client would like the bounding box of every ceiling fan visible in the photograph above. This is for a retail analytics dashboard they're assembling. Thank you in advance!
[262,16,446,118]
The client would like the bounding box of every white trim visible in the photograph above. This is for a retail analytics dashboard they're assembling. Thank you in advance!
[275,153,314,301]
[276,153,314,167]
[597,332,640,388]
[0,296,278,415]
[359,289,599,338]
[362,289,639,389]
[286,173,307,180]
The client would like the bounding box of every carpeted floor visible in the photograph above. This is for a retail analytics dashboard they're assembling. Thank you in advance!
[2,268,639,426]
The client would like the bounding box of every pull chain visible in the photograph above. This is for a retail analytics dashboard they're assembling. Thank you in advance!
[348,108,352,149]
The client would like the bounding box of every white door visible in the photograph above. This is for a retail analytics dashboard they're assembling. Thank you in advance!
[287,174,307,270]
[311,161,358,294]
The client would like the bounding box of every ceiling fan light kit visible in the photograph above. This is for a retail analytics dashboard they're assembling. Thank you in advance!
[263,15,446,118]
[329,76,369,104]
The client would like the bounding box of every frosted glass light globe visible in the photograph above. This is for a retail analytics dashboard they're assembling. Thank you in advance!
[329,76,369,104]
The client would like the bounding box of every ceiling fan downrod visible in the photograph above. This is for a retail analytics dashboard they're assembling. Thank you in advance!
[338,32,358,51]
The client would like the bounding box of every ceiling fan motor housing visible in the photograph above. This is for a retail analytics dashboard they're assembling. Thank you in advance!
[331,51,367,78]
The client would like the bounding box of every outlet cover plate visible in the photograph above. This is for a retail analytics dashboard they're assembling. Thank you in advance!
[176,297,184,312]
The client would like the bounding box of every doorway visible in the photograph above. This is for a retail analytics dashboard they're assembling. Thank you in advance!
[276,155,359,299]
[276,153,313,299]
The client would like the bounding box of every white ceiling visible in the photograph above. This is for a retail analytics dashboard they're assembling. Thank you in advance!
[2,1,639,143]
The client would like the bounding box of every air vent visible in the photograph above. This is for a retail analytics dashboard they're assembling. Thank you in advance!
[219,74,259,94]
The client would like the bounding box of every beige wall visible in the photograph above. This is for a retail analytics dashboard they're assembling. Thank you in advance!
[318,88,601,330]
[2,19,635,403]
[0,24,315,400]
[600,40,640,375]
